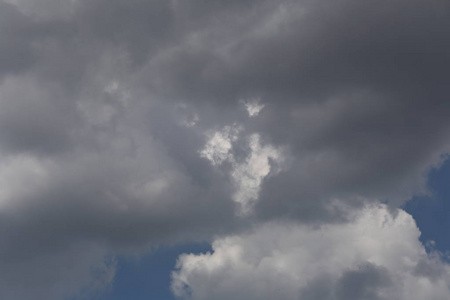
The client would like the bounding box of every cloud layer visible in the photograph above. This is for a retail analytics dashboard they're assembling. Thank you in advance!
[0,0,450,299]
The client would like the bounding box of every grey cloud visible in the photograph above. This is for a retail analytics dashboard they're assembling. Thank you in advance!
[139,0,450,103]
[413,255,447,281]
[299,275,334,300]
[0,239,115,300]
[0,78,78,155]
[131,0,450,219]
[0,1,37,77]
[74,0,174,66]
[335,264,392,300]
[300,264,392,300]
[1,0,450,299]
[0,128,239,299]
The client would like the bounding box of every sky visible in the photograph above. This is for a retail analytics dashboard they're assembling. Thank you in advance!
[1,0,450,299]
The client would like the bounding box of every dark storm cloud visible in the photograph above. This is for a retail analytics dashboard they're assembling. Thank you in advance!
[74,0,174,65]
[140,0,450,103]
[132,0,450,220]
[1,0,450,299]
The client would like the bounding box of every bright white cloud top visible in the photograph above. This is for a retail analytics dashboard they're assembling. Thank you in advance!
[173,205,450,300]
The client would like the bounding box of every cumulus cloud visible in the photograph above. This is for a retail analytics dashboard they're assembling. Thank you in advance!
[0,0,450,298]
[172,205,450,300]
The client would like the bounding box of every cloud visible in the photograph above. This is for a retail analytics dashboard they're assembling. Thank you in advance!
[0,1,38,77]
[0,242,115,300]
[172,205,450,300]
[0,0,450,298]
[200,125,283,213]
[242,98,265,117]
[134,0,450,218]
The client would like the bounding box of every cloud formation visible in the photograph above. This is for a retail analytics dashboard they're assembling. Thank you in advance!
[172,205,450,300]
[0,0,450,299]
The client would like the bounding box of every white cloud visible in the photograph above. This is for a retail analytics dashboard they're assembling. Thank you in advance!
[243,98,265,117]
[200,126,282,214]
[231,134,282,214]
[172,204,450,300]
[200,124,241,166]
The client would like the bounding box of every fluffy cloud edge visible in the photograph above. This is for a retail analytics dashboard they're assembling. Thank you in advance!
[172,204,450,300]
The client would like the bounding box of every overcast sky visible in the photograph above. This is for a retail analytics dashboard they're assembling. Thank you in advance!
[1,0,450,299]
